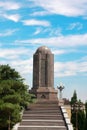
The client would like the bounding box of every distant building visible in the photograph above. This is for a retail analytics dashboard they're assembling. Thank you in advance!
[63,98,70,105]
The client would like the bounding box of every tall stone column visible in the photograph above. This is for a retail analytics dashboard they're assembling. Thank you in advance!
[30,46,58,100]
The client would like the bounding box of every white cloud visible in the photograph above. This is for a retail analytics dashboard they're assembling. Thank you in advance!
[30,11,50,16]
[34,27,42,35]
[54,62,76,77]
[3,14,20,22]
[32,0,87,17]
[53,49,78,55]
[54,60,87,77]
[0,57,33,86]
[43,27,62,36]
[0,48,33,59]
[80,56,87,61]
[11,58,33,75]
[0,48,33,78]
[15,33,87,47]
[49,28,62,36]
[0,1,21,10]
[79,62,87,73]
[67,22,83,30]
[33,27,62,36]
[22,19,50,27]
[0,1,21,22]
[53,50,66,55]
[0,29,18,37]
[11,58,33,85]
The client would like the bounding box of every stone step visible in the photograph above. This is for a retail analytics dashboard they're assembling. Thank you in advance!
[24,109,61,112]
[28,109,60,111]
[23,114,62,118]
[20,120,65,126]
[29,102,58,104]
[18,101,67,130]
[30,105,59,107]
[26,106,60,109]
[18,126,67,130]
[24,113,62,117]
[23,112,61,116]
[29,107,59,109]
[35,101,58,104]
[30,104,59,106]
[22,115,63,120]
[23,111,61,115]
[29,102,59,107]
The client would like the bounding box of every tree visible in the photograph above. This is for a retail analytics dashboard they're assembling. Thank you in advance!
[84,101,87,130]
[70,90,77,129]
[70,90,85,130]
[78,109,85,130]
[0,64,34,130]
[70,90,77,105]
[0,64,22,81]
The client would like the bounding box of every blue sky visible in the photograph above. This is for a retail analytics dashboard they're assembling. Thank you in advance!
[0,0,87,102]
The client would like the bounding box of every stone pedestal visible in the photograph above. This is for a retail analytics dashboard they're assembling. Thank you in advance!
[30,87,58,101]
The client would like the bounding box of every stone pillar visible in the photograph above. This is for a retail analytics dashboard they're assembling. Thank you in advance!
[30,46,58,101]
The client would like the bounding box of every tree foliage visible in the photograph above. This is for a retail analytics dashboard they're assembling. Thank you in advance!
[70,90,77,105]
[84,101,87,130]
[71,90,86,130]
[0,64,34,130]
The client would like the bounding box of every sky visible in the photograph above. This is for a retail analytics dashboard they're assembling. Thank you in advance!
[0,0,87,102]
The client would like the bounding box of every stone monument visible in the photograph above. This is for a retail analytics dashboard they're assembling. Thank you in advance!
[30,46,58,100]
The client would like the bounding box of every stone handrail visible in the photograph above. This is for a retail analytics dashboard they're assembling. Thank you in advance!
[61,106,73,130]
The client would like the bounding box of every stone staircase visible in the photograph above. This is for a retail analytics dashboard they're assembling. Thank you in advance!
[18,101,68,130]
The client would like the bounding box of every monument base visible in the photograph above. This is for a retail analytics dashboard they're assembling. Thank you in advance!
[30,87,58,101]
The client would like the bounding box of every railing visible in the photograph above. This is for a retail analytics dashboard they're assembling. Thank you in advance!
[60,106,73,130]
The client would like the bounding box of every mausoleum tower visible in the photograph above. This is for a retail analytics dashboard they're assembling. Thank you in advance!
[31,46,57,100]
[33,46,54,88]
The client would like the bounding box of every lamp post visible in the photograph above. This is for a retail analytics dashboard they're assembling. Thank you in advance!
[57,83,64,99]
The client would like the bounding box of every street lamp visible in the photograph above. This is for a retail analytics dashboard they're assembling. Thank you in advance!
[57,83,64,99]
